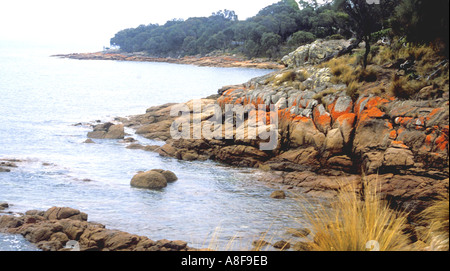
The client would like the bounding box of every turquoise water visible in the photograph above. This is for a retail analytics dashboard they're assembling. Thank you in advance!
[0,43,313,250]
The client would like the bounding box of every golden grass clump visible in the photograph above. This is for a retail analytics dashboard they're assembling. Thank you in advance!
[301,180,412,251]
[372,46,395,66]
[419,195,449,251]
[346,81,362,101]
[389,74,427,99]
[325,55,360,85]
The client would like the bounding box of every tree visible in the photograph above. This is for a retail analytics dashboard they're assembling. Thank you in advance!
[261,32,282,58]
[212,9,238,21]
[109,0,348,58]
[392,0,449,56]
[336,0,396,68]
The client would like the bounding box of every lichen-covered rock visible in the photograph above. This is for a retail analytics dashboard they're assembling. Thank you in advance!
[281,39,350,68]
[118,40,449,214]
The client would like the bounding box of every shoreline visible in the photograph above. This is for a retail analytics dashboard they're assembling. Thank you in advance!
[2,39,447,252]
[110,39,448,219]
[51,52,285,70]
[0,206,196,251]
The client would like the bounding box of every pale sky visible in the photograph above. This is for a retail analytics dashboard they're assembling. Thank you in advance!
[0,0,282,51]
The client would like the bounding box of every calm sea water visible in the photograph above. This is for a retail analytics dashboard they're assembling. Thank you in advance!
[0,43,313,251]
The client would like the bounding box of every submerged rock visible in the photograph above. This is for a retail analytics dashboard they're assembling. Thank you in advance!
[273,240,291,250]
[286,228,311,238]
[1,159,20,173]
[0,202,9,211]
[270,190,286,199]
[292,241,314,251]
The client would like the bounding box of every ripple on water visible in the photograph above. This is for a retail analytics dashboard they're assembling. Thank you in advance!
[0,233,40,251]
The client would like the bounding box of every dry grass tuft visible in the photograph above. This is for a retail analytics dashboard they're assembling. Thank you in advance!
[389,74,427,99]
[419,195,449,251]
[300,179,412,251]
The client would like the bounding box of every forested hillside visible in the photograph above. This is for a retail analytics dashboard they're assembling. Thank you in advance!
[110,0,449,60]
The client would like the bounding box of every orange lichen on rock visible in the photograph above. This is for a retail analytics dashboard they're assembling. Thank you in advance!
[358,107,385,126]
[435,133,449,151]
[391,140,409,149]
[355,96,389,121]
[292,115,311,123]
[428,108,442,118]
[335,113,356,127]
[389,130,398,140]
[329,98,353,122]
[313,105,332,133]
[278,108,294,122]
[395,117,414,126]
[425,134,434,145]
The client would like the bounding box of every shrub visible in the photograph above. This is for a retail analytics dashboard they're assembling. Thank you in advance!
[327,34,345,40]
[288,31,316,47]
[359,66,378,82]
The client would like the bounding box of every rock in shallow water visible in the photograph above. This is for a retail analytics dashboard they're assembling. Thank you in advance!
[130,171,168,190]
[0,202,9,211]
[87,122,125,140]
[270,190,286,199]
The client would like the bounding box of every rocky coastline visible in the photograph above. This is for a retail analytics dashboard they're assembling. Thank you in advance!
[0,206,194,251]
[51,52,285,70]
[2,39,448,251]
[112,39,449,217]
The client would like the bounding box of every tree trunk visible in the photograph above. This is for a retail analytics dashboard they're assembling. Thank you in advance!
[363,36,371,69]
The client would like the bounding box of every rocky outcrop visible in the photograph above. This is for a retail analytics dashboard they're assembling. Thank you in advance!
[281,39,351,68]
[126,69,447,214]
[0,207,193,251]
[87,122,125,140]
[115,40,449,215]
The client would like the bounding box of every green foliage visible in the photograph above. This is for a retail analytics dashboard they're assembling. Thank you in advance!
[391,0,449,56]
[261,32,282,58]
[110,0,350,59]
[288,31,316,47]
[110,0,449,60]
